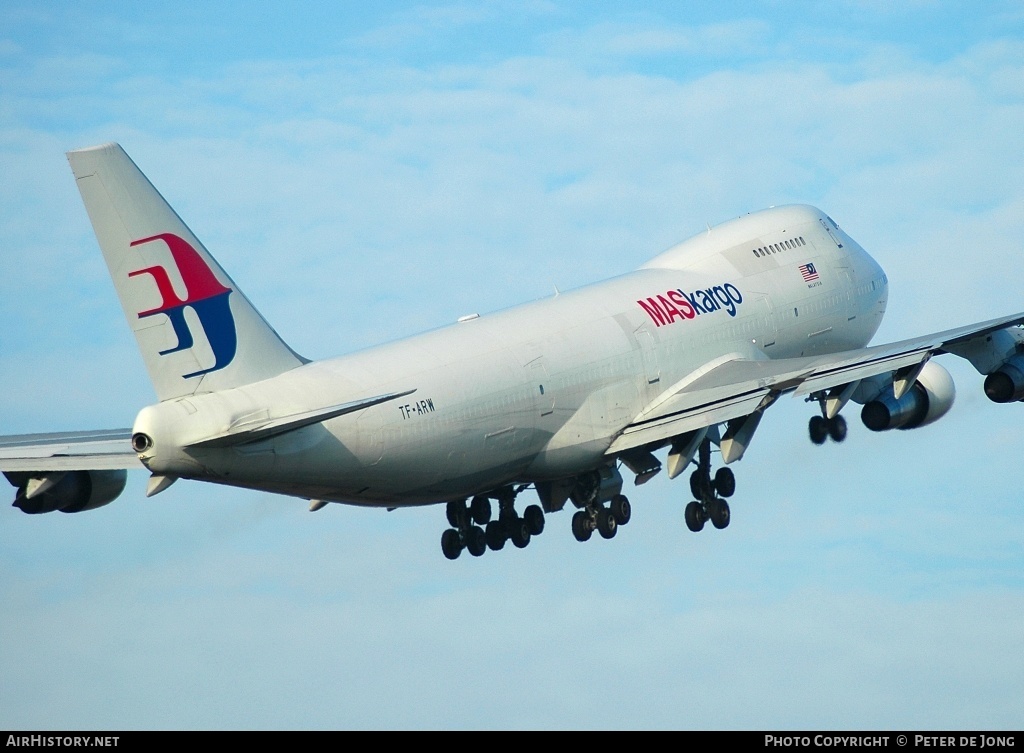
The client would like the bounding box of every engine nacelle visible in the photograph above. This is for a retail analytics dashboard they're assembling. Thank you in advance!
[10,470,127,514]
[861,361,956,432]
[983,353,1024,403]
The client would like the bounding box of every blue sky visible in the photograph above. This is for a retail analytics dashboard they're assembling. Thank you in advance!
[1,1,1023,730]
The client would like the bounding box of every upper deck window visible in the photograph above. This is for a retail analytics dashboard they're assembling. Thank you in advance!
[751,236,808,259]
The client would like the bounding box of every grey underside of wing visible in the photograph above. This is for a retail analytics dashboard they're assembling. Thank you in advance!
[0,428,142,472]
[607,310,1024,455]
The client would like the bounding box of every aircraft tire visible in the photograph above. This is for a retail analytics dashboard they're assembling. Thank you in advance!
[510,518,531,548]
[828,415,848,443]
[714,467,736,498]
[572,510,592,542]
[524,504,545,535]
[685,501,705,533]
[709,499,730,529]
[446,499,468,528]
[809,416,829,445]
[441,528,463,560]
[611,494,631,525]
[470,495,491,525]
[689,470,703,499]
[486,520,506,551]
[466,525,487,556]
[597,507,617,539]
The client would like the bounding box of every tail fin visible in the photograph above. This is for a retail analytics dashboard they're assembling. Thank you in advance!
[67,143,305,401]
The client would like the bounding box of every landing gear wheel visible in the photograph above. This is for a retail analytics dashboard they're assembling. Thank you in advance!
[709,499,731,529]
[485,520,506,551]
[828,414,848,443]
[597,507,618,539]
[445,499,468,528]
[509,517,531,548]
[572,510,593,542]
[441,528,462,560]
[610,494,631,525]
[470,495,491,525]
[466,525,487,556]
[524,504,545,535]
[685,501,705,533]
[714,467,736,498]
[809,415,828,445]
[689,470,703,499]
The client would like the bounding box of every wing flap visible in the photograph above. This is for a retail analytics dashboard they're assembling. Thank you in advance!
[607,386,769,454]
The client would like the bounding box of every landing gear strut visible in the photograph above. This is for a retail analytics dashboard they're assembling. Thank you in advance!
[441,487,546,559]
[685,439,732,533]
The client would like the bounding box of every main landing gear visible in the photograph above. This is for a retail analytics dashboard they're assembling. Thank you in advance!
[566,465,632,544]
[440,487,546,560]
[571,493,631,543]
[684,439,733,533]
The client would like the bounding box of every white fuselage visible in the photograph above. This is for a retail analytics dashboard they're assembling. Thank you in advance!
[134,205,888,506]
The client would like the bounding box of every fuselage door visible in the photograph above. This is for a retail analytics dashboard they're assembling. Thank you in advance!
[531,360,555,416]
[635,325,661,386]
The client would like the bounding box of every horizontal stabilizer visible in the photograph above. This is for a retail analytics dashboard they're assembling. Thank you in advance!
[0,429,141,472]
[186,389,416,449]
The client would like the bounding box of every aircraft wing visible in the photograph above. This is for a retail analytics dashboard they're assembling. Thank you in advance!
[607,311,1024,455]
[0,429,142,472]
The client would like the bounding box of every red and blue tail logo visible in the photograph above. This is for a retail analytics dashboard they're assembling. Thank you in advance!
[129,233,237,379]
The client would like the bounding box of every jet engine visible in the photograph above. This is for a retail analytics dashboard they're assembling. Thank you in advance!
[8,470,127,514]
[983,353,1024,403]
[861,361,955,431]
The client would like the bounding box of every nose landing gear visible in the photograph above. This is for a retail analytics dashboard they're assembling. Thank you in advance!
[808,410,847,445]
[808,390,849,445]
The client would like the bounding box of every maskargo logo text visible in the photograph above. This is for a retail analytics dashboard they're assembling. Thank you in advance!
[637,283,744,327]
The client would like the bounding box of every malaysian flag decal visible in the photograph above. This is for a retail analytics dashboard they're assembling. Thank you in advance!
[799,263,820,282]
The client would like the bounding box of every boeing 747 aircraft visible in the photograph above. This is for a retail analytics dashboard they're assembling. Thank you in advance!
[3,143,1023,560]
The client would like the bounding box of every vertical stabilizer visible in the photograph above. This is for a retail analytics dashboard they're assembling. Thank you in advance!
[67,143,304,400]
